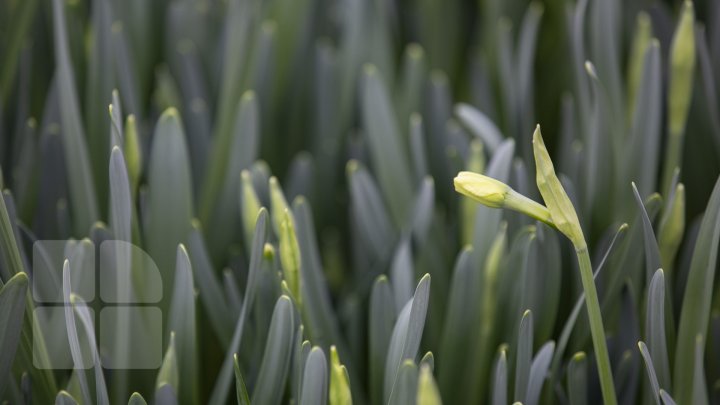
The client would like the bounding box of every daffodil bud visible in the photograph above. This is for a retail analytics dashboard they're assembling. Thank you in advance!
[454,171,553,226]
[532,125,586,249]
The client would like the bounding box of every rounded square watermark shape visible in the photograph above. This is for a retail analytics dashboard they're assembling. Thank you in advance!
[33,306,95,369]
[99,241,162,304]
[33,240,95,303]
[99,306,162,369]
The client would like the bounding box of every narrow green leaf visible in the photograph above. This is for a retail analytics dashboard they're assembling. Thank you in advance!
[167,245,198,404]
[347,160,397,261]
[234,354,250,405]
[639,341,661,404]
[631,182,662,280]
[567,352,587,405]
[692,335,709,405]
[646,269,670,390]
[109,147,131,243]
[409,114,429,185]
[661,0,696,193]
[674,177,720,404]
[417,363,442,405]
[525,342,554,405]
[361,64,414,226]
[204,91,259,255]
[279,209,302,306]
[492,346,508,405]
[370,275,396,404]
[329,346,352,405]
[388,360,418,405]
[128,392,148,405]
[0,272,28,396]
[390,238,413,312]
[626,13,652,121]
[240,170,262,249]
[455,103,503,153]
[515,310,534,403]
[209,209,268,405]
[660,389,678,405]
[145,108,194,298]
[187,221,232,347]
[252,296,295,405]
[385,274,431,403]
[156,332,179,393]
[658,183,685,273]
[55,391,79,405]
[51,0,99,235]
[124,115,142,196]
[301,347,328,405]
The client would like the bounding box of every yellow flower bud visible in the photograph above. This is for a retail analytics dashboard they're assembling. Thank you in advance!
[454,171,553,226]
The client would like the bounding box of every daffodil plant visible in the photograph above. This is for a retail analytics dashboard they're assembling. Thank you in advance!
[455,125,617,405]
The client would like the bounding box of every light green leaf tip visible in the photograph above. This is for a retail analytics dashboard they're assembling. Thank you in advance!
[329,346,352,405]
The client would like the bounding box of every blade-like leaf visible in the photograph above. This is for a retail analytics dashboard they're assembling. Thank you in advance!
[645,269,670,390]
[674,177,720,404]
[252,296,295,405]
[209,209,268,405]
[525,342,554,405]
[51,0,99,234]
[234,354,250,405]
[384,274,431,403]
[300,347,328,405]
[167,245,198,404]
[515,310,534,403]
[0,272,28,396]
[639,341,661,405]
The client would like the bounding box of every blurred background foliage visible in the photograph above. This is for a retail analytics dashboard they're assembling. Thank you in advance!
[1,0,720,403]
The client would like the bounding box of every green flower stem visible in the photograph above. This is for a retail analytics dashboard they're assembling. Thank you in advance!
[576,245,617,405]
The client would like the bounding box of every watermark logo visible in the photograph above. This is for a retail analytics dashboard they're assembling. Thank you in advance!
[32,240,163,370]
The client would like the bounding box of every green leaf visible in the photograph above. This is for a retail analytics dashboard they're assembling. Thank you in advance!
[390,238,413,312]
[514,310,533,403]
[145,108,194,298]
[567,352,587,405]
[638,341,661,405]
[301,347,328,405]
[661,0,696,193]
[234,354,250,405]
[0,272,28,396]
[631,182,662,280]
[491,346,508,405]
[279,209,302,306]
[186,222,232,347]
[626,13,652,120]
[209,208,268,405]
[417,363,442,405]
[204,91,259,256]
[525,342,554,405]
[626,41,662,201]
[156,332,179,393]
[51,0,99,235]
[109,147,131,243]
[660,389,678,405]
[389,360,418,405]
[361,64,414,226]
[63,262,109,405]
[674,177,720,404]
[384,274,431,403]
[55,390,79,405]
[252,296,295,405]
[167,245,198,404]
[455,103,503,153]
[347,160,397,261]
[128,392,148,405]
[329,346,352,405]
[658,183,685,273]
[240,170,262,250]
[370,275,395,404]
[645,269,670,390]
[692,335,708,405]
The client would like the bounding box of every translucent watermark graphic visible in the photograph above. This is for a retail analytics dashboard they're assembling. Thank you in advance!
[32,240,163,370]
